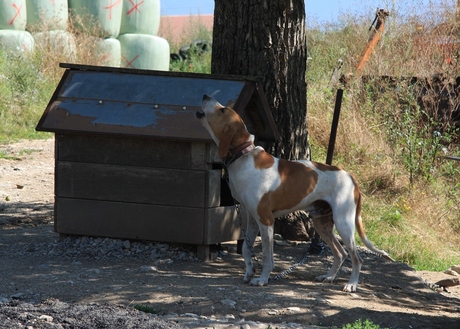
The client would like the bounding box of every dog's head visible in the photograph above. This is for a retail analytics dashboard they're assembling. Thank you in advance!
[195,95,254,159]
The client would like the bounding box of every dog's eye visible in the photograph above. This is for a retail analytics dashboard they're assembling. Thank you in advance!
[219,107,225,113]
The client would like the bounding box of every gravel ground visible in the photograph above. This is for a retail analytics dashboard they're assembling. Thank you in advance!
[1,138,460,329]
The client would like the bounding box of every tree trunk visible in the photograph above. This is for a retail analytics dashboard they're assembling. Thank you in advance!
[211,0,309,161]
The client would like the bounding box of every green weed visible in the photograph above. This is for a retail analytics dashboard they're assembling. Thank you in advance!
[341,318,387,329]
[0,50,53,142]
[133,304,161,314]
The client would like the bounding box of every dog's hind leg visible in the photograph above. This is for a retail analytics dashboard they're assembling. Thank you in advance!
[335,222,363,292]
[312,215,348,284]
[242,212,260,284]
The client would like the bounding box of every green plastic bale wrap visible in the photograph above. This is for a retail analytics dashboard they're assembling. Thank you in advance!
[95,37,121,67]
[33,31,76,61]
[68,0,122,38]
[0,0,27,30]
[26,0,68,31]
[118,34,169,71]
[120,0,160,35]
[0,30,34,54]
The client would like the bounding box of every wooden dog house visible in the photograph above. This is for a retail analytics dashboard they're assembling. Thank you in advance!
[36,63,279,259]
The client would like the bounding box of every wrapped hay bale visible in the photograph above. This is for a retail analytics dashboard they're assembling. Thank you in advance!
[0,29,34,54]
[120,0,160,35]
[33,30,76,61]
[0,0,27,30]
[118,33,169,71]
[94,37,121,67]
[68,0,122,38]
[26,0,68,31]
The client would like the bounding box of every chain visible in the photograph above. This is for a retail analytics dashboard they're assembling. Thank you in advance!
[269,250,309,281]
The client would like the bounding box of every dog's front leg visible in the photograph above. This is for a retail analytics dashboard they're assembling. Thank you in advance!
[249,223,274,286]
[242,212,259,283]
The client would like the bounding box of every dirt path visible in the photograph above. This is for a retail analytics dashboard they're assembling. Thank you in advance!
[0,139,459,329]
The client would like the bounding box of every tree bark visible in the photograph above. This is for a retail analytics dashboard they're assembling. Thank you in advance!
[211,0,309,160]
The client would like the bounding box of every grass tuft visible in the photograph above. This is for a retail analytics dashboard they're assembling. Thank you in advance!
[341,318,387,329]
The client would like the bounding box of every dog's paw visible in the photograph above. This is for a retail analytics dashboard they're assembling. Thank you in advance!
[249,278,268,286]
[243,268,255,283]
[315,274,335,283]
[343,283,357,292]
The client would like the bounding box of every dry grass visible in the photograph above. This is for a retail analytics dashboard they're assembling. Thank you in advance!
[307,0,460,270]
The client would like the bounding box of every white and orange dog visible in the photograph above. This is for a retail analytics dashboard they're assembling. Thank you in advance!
[195,94,393,292]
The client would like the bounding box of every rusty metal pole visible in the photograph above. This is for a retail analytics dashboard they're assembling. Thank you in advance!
[445,156,460,161]
[326,88,344,165]
[355,9,389,76]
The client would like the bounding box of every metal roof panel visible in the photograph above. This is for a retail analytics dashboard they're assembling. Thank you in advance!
[36,64,279,142]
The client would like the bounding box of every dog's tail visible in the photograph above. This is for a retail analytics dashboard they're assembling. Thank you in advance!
[355,193,395,262]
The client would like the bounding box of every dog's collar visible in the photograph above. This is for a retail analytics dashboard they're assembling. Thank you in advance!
[222,142,255,167]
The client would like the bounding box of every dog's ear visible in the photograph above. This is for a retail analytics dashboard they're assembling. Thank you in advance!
[218,124,235,158]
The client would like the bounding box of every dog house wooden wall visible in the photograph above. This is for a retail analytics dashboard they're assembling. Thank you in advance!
[36,63,279,260]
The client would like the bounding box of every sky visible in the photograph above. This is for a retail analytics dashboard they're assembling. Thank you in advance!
[161,0,455,24]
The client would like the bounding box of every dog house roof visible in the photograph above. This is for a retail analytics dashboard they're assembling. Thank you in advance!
[36,63,280,142]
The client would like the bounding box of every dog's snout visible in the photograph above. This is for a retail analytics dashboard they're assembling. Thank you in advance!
[203,94,210,101]
[195,111,205,119]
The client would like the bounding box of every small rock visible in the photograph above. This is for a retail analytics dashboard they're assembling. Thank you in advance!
[39,314,53,322]
[287,306,301,313]
[11,293,25,299]
[123,240,131,249]
[154,258,173,265]
[274,233,284,241]
[221,299,237,308]
[0,296,10,304]
[223,314,236,320]
[86,268,101,275]
[444,269,459,276]
[150,249,159,259]
[140,266,158,272]
[435,277,460,287]
[450,265,460,275]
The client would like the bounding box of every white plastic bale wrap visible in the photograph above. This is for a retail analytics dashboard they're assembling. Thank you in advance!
[120,0,160,35]
[0,30,34,54]
[118,34,169,71]
[0,0,27,30]
[94,37,121,67]
[26,0,68,31]
[33,31,76,60]
[68,0,122,38]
